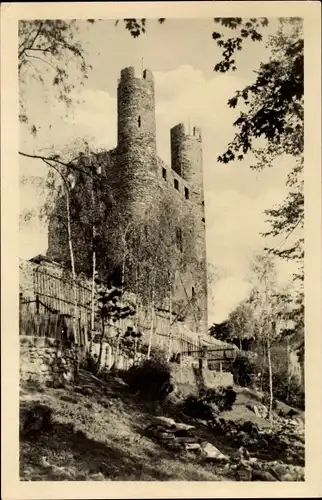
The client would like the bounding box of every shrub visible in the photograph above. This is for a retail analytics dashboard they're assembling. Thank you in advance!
[83,351,98,374]
[181,386,237,420]
[268,370,304,410]
[231,355,257,387]
[181,394,215,420]
[204,386,237,412]
[20,403,53,437]
[125,354,173,402]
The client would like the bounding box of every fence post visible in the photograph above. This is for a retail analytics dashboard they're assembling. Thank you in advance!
[84,324,88,351]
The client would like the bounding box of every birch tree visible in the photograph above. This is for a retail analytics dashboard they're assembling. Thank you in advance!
[248,254,286,422]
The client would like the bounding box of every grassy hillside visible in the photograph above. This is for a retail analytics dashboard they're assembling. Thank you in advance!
[20,369,304,482]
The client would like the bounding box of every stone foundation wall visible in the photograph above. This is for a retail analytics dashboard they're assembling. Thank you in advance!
[170,356,233,397]
[20,336,75,386]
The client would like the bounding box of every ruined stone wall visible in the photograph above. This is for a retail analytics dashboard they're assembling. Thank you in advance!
[170,356,234,398]
[20,336,75,385]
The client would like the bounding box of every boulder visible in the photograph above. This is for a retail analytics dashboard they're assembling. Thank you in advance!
[251,470,277,481]
[237,468,252,481]
[157,431,175,440]
[174,422,195,431]
[184,442,201,451]
[175,436,198,443]
[201,442,229,462]
[246,403,268,419]
[153,416,177,428]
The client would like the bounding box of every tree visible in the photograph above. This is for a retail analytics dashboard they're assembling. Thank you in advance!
[247,253,295,421]
[19,18,165,137]
[214,18,303,260]
[212,18,304,369]
[20,155,80,334]
[19,20,94,134]
[92,282,136,374]
[209,300,256,350]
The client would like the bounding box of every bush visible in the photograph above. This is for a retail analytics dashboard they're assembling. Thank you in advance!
[269,370,304,410]
[181,394,215,420]
[231,355,257,387]
[125,353,173,402]
[181,386,237,420]
[20,403,53,437]
[83,350,99,374]
[204,386,237,412]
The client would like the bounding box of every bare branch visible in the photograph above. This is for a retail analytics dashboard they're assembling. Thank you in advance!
[19,22,43,59]
[19,151,93,178]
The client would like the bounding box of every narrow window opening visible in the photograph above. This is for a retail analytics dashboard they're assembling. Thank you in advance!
[176,228,183,252]
[174,178,179,190]
[138,115,141,128]
[202,217,205,223]
[192,286,195,298]
[184,187,189,200]
[162,167,167,180]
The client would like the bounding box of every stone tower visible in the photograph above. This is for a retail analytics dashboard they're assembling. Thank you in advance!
[115,66,208,334]
[47,66,208,335]
[170,123,207,331]
[117,67,157,170]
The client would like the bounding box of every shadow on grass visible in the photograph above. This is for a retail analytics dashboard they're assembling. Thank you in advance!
[20,418,174,481]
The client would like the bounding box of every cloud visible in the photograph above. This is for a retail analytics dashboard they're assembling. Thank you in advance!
[20,88,117,156]
[155,65,244,164]
[154,65,205,101]
[208,275,252,325]
[62,89,117,149]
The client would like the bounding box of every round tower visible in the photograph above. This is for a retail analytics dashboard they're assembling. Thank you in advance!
[170,123,203,193]
[170,123,207,334]
[117,66,157,165]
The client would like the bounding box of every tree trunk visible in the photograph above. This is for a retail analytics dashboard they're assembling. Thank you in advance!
[118,238,127,352]
[91,247,96,330]
[115,330,122,367]
[90,176,96,344]
[96,317,105,375]
[134,266,139,364]
[167,291,172,362]
[267,340,273,424]
[65,189,78,342]
[65,187,80,380]
[147,286,155,360]
[286,336,291,403]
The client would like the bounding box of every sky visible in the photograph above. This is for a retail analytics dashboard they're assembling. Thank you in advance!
[19,18,298,325]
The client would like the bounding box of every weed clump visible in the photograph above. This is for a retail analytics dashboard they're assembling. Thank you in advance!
[125,353,173,402]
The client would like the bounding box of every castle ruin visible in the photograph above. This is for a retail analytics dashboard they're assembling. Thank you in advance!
[47,67,208,336]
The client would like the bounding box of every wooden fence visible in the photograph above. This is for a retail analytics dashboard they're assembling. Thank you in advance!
[19,296,88,345]
[19,265,204,355]
[33,267,92,328]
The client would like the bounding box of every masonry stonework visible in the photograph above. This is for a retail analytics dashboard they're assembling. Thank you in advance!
[47,66,208,336]
[20,336,75,385]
